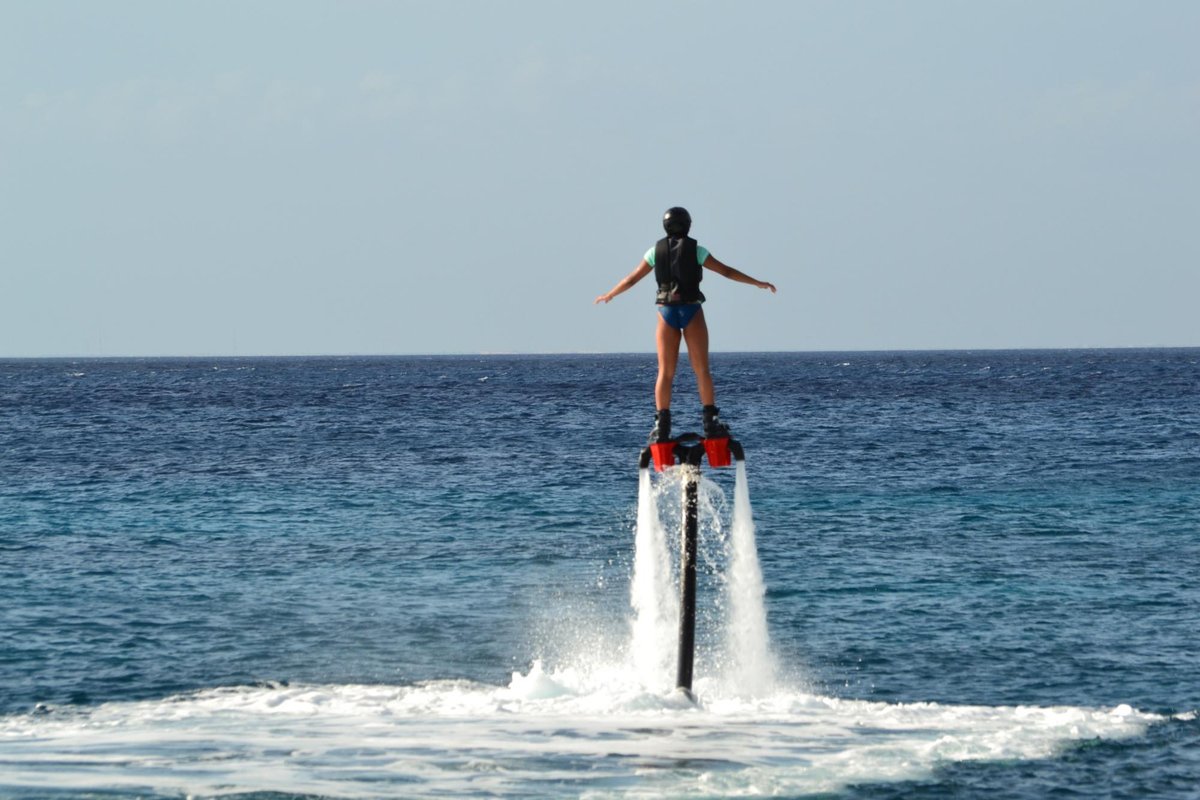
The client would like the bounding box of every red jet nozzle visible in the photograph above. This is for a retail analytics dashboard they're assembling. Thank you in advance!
[649,441,677,472]
[702,436,732,468]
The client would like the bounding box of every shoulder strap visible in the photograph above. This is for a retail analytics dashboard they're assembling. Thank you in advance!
[654,237,672,286]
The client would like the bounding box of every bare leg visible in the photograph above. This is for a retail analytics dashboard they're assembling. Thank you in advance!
[682,308,715,406]
[655,315,683,410]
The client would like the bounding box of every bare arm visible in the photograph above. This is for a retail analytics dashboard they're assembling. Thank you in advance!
[595,260,653,304]
[703,255,777,293]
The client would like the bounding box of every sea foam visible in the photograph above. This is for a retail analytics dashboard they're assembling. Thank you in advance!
[0,679,1160,798]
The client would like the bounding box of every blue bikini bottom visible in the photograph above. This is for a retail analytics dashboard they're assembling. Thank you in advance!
[657,303,702,331]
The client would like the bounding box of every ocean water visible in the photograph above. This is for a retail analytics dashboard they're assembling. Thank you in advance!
[1,350,1197,798]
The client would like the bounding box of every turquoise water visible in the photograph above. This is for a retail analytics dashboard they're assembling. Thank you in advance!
[1,350,1197,797]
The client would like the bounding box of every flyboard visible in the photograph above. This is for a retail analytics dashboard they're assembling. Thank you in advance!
[639,431,744,701]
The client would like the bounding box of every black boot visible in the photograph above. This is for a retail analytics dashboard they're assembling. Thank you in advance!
[649,409,671,444]
[702,405,729,438]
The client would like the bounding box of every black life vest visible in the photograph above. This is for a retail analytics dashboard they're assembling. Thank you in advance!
[653,236,706,306]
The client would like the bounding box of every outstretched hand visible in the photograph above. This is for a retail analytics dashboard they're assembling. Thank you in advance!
[758,281,777,293]
[594,294,612,304]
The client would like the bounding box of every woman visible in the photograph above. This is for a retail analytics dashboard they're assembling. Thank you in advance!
[595,207,776,443]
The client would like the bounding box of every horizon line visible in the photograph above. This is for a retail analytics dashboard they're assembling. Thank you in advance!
[3,344,1198,361]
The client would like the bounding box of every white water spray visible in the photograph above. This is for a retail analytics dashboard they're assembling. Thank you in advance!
[629,458,775,697]
[722,460,776,694]
[629,467,677,689]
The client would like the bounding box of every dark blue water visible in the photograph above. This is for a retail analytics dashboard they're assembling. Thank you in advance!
[2,350,1198,797]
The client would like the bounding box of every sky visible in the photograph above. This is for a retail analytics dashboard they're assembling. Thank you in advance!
[2,0,1197,357]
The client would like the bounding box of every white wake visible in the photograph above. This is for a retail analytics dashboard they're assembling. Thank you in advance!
[0,676,1160,798]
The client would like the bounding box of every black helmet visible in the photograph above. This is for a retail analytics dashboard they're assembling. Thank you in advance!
[662,206,691,236]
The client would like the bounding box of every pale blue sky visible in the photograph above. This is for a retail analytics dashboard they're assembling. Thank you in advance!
[2,1,1197,357]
